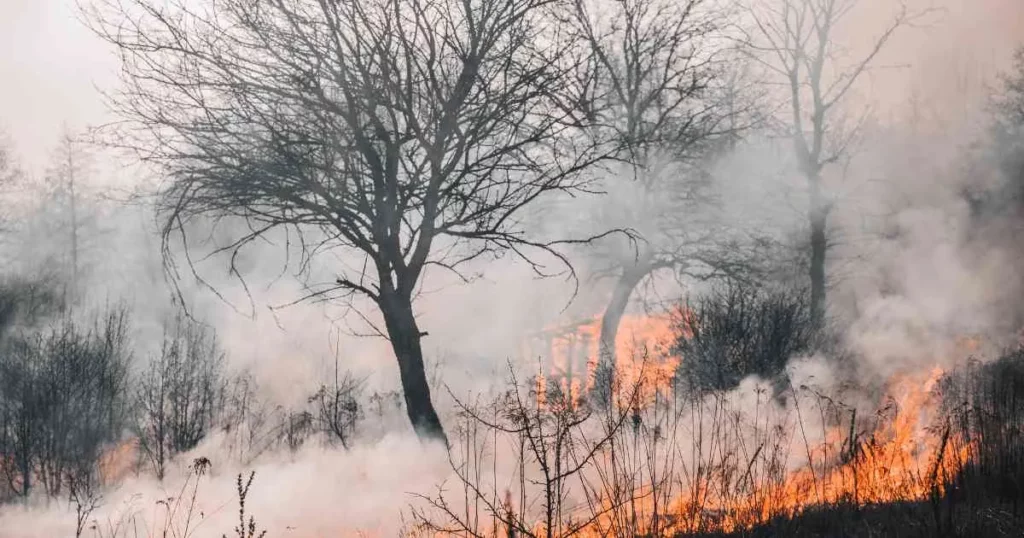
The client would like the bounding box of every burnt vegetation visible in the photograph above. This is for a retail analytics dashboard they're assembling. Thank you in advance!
[405,333,1024,538]
[2,0,1024,536]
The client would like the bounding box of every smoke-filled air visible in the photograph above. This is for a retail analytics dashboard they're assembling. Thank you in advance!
[1,0,1024,536]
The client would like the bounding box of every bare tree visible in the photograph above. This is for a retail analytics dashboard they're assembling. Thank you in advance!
[0,306,131,501]
[567,0,758,387]
[10,128,110,306]
[0,277,65,501]
[136,314,224,480]
[88,0,615,443]
[0,337,44,499]
[742,0,916,326]
[984,47,1024,214]
[41,128,94,303]
[49,130,83,300]
[0,133,23,234]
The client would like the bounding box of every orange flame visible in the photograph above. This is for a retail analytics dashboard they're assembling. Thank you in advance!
[519,312,977,536]
[98,438,139,485]
[530,310,684,410]
[654,367,973,534]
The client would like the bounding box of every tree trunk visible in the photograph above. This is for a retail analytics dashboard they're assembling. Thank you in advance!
[380,292,447,445]
[808,180,828,328]
[596,255,653,403]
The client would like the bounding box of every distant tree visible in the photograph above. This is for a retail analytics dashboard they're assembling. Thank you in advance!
[88,0,614,443]
[45,130,84,299]
[0,134,19,189]
[0,277,64,336]
[743,0,917,326]
[568,0,760,391]
[2,128,109,306]
[987,47,1024,213]
[136,314,224,480]
[993,48,1024,128]
[0,307,131,501]
[0,133,23,233]
[37,128,108,304]
[958,47,1024,330]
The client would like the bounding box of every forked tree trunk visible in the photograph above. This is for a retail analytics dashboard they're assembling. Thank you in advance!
[599,267,652,364]
[596,254,654,401]
[380,292,447,444]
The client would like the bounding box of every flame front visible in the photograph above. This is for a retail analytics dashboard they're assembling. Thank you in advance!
[653,368,974,534]
[73,316,979,538]
[520,313,977,536]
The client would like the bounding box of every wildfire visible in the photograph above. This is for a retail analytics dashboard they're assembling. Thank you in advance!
[50,320,981,538]
[660,367,972,533]
[530,310,684,409]
[528,365,974,537]
[520,311,978,536]
[99,438,139,485]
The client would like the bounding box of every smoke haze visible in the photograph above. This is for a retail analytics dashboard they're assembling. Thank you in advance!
[0,0,1023,536]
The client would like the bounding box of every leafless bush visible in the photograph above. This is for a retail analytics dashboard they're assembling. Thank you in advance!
[308,370,364,450]
[76,458,212,538]
[411,362,648,538]
[0,306,131,502]
[76,460,269,538]
[213,365,365,462]
[69,471,102,538]
[136,314,224,480]
[674,282,814,395]
[0,276,64,334]
[144,456,214,538]
[217,372,278,465]
[281,409,314,453]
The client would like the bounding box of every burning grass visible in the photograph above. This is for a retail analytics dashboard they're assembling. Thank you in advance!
[410,309,1021,538]
[531,312,681,410]
[413,365,991,538]
[6,309,1024,538]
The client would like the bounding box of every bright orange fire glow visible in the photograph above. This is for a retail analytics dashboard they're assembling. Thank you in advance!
[531,310,684,409]
[24,316,975,538]
[652,367,973,534]
[98,438,139,485]
[524,312,977,536]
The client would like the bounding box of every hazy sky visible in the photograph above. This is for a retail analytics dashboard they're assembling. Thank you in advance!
[0,0,1022,172]
[0,0,114,172]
